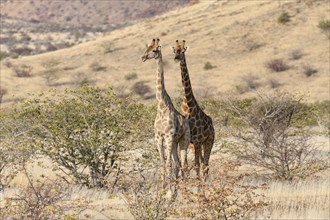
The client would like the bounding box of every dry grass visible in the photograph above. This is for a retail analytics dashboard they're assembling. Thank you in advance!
[254,178,330,219]
[1,132,329,219]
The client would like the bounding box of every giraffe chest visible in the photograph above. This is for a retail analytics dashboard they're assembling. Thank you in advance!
[154,114,185,140]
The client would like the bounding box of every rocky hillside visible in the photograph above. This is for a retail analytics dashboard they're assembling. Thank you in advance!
[1,0,329,107]
[0,0,191,25]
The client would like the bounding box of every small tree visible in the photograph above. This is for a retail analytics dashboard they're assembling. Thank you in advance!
[17,86,153,188]
[41,59,61,86]
[226,92,329,180]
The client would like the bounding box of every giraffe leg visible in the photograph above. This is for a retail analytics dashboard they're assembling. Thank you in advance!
[164,137,174,181]
[172,142,180,179]
[194,144,201,179]
[155,135,165,183]
[201,135,214,181]
[179,125,190,179]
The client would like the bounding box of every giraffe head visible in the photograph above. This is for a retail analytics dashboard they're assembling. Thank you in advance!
[141,38,162,62]
[172,40,189,63]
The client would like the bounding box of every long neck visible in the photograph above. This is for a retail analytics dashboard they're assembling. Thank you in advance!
[180,55,198,115]
[155,54,169,108]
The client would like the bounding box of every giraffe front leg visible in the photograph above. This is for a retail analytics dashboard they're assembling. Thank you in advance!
[155,135,165,184]
[179,127,190,179]
[164,137,174,181]
[194,144,201,179]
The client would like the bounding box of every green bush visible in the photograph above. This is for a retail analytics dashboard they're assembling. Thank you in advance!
[204,61,216,70]
[318,19,330,31]
[125,72,138,81]
[0,111,35,188]
[278,11,290,24]
[16,86,154,188]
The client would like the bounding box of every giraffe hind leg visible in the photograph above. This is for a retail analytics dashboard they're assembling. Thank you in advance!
[171,142,180,179]
[193,144,202,179]
[178,130,190,179]
[201,136,214,181]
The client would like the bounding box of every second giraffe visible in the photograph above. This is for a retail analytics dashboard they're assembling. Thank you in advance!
[172,40,215,180]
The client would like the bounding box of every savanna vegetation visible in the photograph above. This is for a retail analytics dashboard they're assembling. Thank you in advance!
[0,85,329,219]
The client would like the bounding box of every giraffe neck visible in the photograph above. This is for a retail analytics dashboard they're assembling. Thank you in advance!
[155,54,170,109]
[180,55,198,114]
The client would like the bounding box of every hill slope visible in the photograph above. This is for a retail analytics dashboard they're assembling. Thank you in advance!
[1,0,329,107]
[0,0,191,25]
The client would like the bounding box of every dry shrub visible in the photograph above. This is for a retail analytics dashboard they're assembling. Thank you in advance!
[172,160,267,219]
[226,92,329,180]
[0,167,90,220]
[124,72,138,81]
[121,170,175,220]
[89,61,107,72]
[3,60,12,68]
[11,46,33,56]
[236,74,260,94]
[0,88,7,104]
[132,81,151,96]
[72,72,92,86]
[290,50,302,60]
[101,41,114,54]
[303,65,317,77]
[13,64,33,77]
[41,59,61,86]
[269,79,281,88]
[266,59,289,72]
[121,161,267,219]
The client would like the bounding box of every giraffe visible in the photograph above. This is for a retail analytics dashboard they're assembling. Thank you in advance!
[141,38,190,181]
[172,40,215,180]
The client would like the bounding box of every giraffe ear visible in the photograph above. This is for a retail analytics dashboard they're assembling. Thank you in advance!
[184,46,189,53]
[146,44,149,49]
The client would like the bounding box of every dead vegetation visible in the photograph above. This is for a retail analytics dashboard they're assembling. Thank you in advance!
[1,88,329,219]
[13,64,33,77]
[266,59,290,72]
